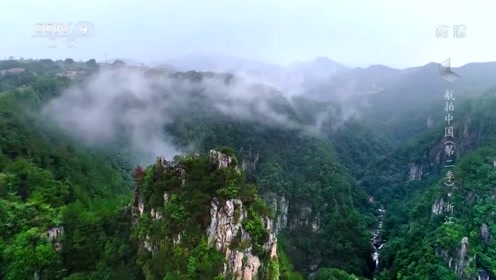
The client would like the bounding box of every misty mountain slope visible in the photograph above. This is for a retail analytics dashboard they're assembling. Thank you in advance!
[159,54,350,95]
[365,62,496,142]
[377,145,496,279]
[362,87,496,203]
[302,61,496,145]
[159,71,377,276]
[2,61,383,279]
[7,58,496,279]
[289,96,396,180]
[303,64,402,102]
[0,64,145,279]
[359,89,496,279]
[168,115,376,277]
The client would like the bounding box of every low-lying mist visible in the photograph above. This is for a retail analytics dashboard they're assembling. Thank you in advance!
[42,66,358,165]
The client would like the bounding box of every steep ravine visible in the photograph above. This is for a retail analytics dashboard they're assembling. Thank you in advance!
[371,206,386,272]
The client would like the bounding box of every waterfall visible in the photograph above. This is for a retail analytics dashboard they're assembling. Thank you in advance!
[372,206,386,271]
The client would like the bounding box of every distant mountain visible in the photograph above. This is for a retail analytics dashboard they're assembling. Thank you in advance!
[154,54,350,95]
[103,58,145,66]
[303,64,401,101]
[299,60,496,143]
[155,54,282,73]
[308,60,496,101]
[287,56,349,81]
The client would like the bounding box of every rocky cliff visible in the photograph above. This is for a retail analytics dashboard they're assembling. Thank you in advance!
[130,149,279,280]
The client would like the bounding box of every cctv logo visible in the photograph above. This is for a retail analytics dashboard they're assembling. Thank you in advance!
[32,22,72,36]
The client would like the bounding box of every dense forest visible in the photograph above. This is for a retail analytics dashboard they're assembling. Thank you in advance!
[1,58,496,279]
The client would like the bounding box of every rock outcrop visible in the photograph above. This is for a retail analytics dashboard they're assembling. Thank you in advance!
[480,223,490,243]
[437,236,477,279]
[131,150,278,280]
[46,226,64,252]
[289,202,320,232]
[408,163,423,181]
[207,197,277,280]
[264,192,289,234]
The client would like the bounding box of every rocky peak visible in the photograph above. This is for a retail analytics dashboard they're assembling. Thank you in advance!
[131,150,279,279]
[210,149,236,169]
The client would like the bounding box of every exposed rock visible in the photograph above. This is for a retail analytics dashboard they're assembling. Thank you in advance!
[454,237,473,276]
[143,234,158,253]
[263,218,278,258]
[478,269,490,280]
[481,223,490,243]
[207,198,244,251]
[289,202,320,231]
[210,150,235,169]
[264,192,289,233]
[46,226,64,252]
[240,148,259,172]
[463,118,471,138]
[150,208,163,220]
[138,199,144,216]
[133,151,277,279]
[173,233,182,246]
[435,150,442,164]
[438,237,476,278]
[408,163,423,181]
[180,168,186,186]
[0,68,25,75]
[432,198,445,215]
[207,197,277,280]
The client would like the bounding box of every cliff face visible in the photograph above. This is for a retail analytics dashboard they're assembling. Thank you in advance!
[207,197,277,279]
[131,149,279,280]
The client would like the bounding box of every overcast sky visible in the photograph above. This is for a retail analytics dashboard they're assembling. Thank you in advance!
[2,0,494,68]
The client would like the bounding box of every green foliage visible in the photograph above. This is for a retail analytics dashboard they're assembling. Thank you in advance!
[0,60,385,279]
[277,242,304,280]
[135,150,278,279]
[0,59,140,279]
[369,103,496,279]
[242,206,266,246]
[2,228,62,280]
[313,267,357,280]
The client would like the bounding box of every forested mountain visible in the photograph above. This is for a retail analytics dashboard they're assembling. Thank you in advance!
[2,58,496,280]
[359,89,496,279]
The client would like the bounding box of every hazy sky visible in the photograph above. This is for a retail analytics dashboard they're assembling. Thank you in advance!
[2,0,494,68]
